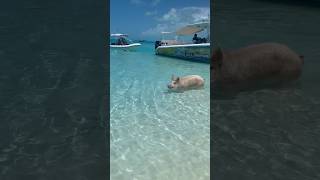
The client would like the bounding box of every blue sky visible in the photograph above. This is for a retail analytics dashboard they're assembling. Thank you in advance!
[110,0,210,41]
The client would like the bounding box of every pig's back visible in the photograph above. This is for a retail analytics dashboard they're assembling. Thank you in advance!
[181,75,204,87]
[226,43,303,80]
[230,43,300,61]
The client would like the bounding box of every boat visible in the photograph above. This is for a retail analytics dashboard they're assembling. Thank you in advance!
[154,21,210,63]
[110,34,141,50]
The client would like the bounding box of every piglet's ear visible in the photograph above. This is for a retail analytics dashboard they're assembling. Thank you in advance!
[176,77,180,82]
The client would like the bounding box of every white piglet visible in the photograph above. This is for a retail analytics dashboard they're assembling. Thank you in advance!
[167,75,204,92]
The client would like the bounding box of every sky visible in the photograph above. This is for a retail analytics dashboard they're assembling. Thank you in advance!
[110,0,210,41]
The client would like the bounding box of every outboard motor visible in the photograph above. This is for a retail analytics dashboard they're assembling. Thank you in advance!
[155,41,161,49]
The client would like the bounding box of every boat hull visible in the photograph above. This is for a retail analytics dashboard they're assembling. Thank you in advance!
[155,43,210,63]
[110,43,141,50]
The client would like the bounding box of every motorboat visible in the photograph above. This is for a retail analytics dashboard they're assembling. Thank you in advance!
[154,21,210,63]
[110,34,141,50]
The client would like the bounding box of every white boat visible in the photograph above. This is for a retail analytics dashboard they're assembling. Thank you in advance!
[155,21,210,63]
[110,34,141,50]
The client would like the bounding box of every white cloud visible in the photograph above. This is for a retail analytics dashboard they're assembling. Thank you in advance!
[159,7,209,23]
[142,7,210,37]
[160,8,178,22]
[145,10,158,16]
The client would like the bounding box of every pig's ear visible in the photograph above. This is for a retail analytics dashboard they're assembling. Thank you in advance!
[176,77,180,82]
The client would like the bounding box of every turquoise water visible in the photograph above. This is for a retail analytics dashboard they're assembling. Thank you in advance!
[110,43,210,180]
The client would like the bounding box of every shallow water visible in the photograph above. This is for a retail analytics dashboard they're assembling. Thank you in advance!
[0,1,108,179]
[212,0,320,179]
[110,43,210,180]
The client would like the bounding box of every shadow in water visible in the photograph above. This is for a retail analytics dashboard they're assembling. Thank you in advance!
[212,79,303,100]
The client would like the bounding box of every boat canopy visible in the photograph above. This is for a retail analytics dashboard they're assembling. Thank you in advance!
[175,22,209,35]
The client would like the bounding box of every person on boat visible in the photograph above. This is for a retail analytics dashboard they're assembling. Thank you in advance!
[116,37,127,45]
[193,34,199,44]
[117,38,122,45]
[200,37,207,43]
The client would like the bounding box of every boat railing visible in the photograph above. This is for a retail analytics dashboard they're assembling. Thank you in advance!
[160,40,181,45]
[160,40,208,46]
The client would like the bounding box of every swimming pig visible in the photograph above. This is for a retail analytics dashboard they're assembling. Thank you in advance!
[211,43,304,85]
[168,75,204,92]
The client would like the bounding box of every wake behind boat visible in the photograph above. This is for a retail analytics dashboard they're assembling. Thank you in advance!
[110,34,141,50]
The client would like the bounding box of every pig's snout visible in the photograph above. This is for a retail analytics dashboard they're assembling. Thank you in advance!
[167,84,173,89]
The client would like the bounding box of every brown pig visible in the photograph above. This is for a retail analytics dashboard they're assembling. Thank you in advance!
[168,75,204,92]
[211,43,304,85]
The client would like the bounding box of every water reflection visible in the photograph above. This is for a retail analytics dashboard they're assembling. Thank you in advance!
[212,0,320,179]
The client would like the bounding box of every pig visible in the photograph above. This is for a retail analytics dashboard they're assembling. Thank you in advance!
[167,75,204,92]
[211,43,304,86]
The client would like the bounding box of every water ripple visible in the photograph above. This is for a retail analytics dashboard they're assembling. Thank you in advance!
[110,46,210,180]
